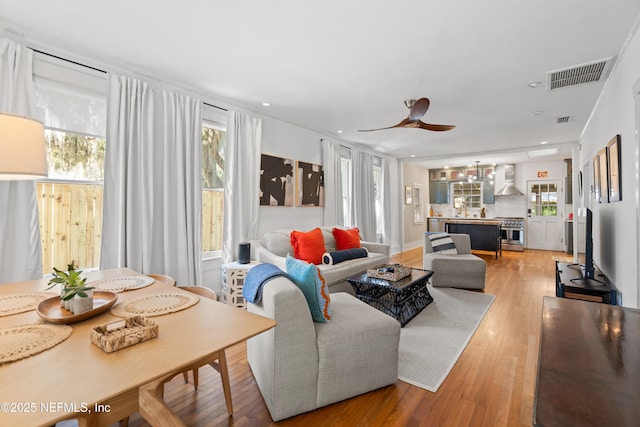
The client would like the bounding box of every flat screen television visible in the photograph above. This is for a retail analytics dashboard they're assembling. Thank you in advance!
[583,207,595,279]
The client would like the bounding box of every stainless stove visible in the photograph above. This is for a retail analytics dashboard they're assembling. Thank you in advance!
[495,217,525,251]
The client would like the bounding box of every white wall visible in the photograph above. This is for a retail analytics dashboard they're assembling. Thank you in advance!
[257,117,325,236]
[578,21,640,308]
[402,162,429,249]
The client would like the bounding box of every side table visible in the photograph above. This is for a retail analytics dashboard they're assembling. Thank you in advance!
[221,261,259,309]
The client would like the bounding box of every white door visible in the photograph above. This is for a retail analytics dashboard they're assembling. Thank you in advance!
[526,180,563,250]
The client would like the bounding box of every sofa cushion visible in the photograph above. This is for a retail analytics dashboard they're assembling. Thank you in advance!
[286,255,331,323]
[322,248,368,265]
[263,230,293,257]
[427,232,458,254]
[290,228,327,264]
[314,293,400,407]
[318,251,388,286]
[333,227,361,250]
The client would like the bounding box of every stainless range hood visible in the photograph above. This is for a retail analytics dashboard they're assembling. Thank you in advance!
[495,164,524,196]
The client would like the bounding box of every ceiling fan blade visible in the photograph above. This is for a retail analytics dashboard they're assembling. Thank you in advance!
[417,121,456,131]
[358,118,411,132]
[408,98,430,121]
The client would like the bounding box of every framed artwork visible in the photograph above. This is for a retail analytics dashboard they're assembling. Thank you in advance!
[296,161,324,207]
[592,155,600,202]
[405,186,412,204]
[607,135,621,202]
[597,147,609,203]
[259,153,294,206]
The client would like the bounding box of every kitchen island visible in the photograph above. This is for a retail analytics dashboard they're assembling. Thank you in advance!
[444,219,502,259]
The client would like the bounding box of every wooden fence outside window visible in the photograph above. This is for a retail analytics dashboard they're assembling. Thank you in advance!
[37,183,224,275]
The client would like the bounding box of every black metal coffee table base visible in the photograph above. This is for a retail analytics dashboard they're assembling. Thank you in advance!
[347,267,434,327]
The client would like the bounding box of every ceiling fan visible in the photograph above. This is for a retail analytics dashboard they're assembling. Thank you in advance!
[358,97,455,132]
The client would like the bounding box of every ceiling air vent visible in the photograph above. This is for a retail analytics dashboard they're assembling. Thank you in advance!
[546,56,615,91]
[556,115,573,124]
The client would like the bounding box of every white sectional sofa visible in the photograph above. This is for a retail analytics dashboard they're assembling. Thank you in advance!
[247,276,401,421]
[250,226,390,294]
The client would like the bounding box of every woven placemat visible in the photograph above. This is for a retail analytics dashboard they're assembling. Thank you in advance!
[0,323,72,365]
[110,292,199,318]
[91,276,155,293]
[0,293,57,317]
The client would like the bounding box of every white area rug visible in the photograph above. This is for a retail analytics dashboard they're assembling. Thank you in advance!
[398,286,495,392]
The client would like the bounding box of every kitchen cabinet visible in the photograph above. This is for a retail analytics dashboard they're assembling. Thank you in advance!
[482,181,495,204]
[564,159,572,204]
[429,181,449,204]
[565,176,572,204]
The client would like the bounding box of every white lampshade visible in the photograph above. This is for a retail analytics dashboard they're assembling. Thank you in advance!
[0,113,48,180]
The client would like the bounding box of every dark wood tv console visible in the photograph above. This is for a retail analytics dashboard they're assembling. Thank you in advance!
[534,296,640,426]
[555,261,616,305]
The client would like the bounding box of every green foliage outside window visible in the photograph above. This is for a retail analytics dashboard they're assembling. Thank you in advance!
[45,130,105,181]
[202,127,225,189]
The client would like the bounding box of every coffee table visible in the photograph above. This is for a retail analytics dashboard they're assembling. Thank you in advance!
[347,266,434,327]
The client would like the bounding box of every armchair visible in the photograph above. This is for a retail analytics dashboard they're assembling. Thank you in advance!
[423,233,486,290]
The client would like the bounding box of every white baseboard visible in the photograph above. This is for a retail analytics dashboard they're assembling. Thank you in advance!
[404,240,423,251]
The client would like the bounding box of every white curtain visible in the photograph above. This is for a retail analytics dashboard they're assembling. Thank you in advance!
[382,158,392,244]
[100,74,202,286]
[321,138,343,226]
[353,149,376,242]
[0,39,43,282]
[223,111,262,263]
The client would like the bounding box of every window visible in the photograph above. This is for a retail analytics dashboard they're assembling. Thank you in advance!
[33,53,107,275]
[372,157,383,237]
[413,184,424,224]
[530,183,558,216]
[201,104,227,257]
[340,147,353,227]
[452,182,482,210]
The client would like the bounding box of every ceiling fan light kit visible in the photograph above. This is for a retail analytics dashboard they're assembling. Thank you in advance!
[359,97,455,132]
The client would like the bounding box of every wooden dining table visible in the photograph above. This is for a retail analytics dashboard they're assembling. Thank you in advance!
[0,268,276,427]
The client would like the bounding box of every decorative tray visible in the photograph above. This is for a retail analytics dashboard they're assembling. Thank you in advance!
[36,291,118,324]
[367,264,412,282]
[90,316,158,353]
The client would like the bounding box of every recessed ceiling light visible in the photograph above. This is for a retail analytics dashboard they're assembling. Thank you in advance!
[540,141,548,145]
[528,81,542,88]
[262,102,271,107]
[533,111,544,116]
[444,165,449,169]
[491,163,496,166]
[337,130,343,134]
[467,164,472,168]
[410,154,416,158]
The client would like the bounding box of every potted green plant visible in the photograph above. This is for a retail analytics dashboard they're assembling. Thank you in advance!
[45,262,94,314]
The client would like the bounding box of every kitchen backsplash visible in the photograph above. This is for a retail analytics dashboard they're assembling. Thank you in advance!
[430,194,527,218]
[490,195,527,218]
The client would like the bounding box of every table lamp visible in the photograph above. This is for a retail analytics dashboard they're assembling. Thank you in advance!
[0,112,48,180]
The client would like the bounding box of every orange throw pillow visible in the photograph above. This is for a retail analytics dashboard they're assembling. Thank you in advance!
[332,227,361,250]
[290,228,327,264]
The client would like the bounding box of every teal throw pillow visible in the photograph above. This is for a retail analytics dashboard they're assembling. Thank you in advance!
[285,254,331,323]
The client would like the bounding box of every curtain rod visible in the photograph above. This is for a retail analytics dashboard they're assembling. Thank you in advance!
[204,102,227,112]
[32,48,229,112]
[31,48,107,74]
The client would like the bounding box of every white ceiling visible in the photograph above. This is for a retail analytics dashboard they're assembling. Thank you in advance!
[1,1,640,169]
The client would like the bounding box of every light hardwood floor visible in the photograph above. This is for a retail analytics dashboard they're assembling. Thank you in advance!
[126,248,563,427]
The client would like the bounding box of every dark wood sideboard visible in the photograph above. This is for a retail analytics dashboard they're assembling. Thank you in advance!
[534,296,640,426]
